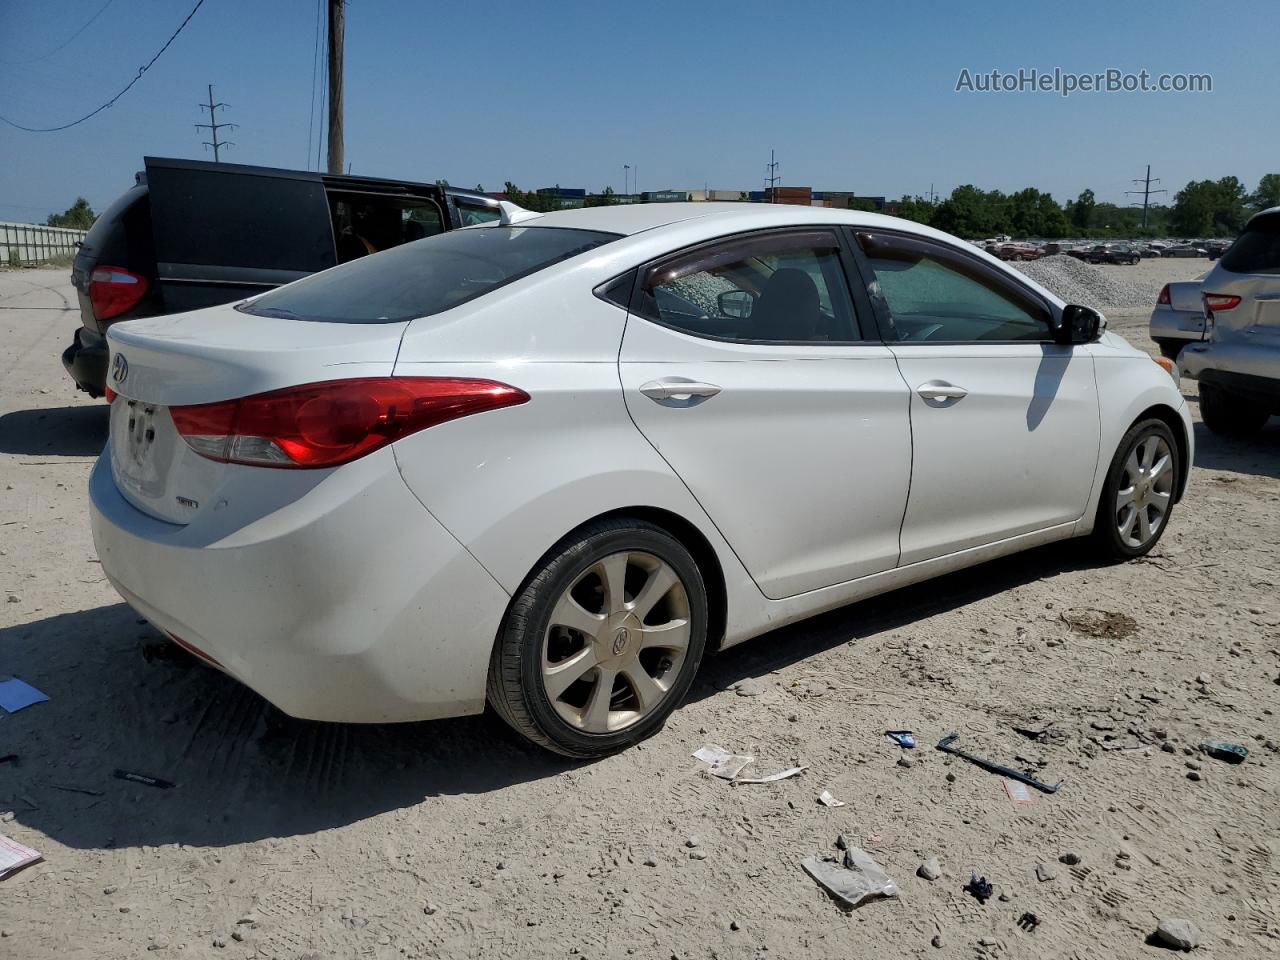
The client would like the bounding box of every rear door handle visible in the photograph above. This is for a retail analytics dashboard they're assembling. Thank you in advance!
[916,380,968,403]
[639,377,722,406]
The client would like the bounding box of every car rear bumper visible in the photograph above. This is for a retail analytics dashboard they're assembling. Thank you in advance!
[89,447,510,723]
[1148,305,1205,343]
[62,327,108,397]
[1180,341,1280,400]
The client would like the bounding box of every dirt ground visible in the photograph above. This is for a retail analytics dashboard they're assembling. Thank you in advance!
[0,267,1277,959]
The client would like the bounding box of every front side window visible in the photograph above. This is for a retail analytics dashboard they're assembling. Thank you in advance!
[638,230,860,342]
[859,233,1050,343]
[238,226,618,324]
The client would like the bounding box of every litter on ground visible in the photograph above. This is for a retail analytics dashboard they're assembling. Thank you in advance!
[0,677,48,713]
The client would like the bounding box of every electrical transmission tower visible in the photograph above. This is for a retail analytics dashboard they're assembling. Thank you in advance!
[1125,164,1167,229]
[764,149,780,202]
[196,84,236,162]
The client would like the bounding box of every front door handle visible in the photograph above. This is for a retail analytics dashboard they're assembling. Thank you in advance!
[639,377,722,407]
[916,380,968,404]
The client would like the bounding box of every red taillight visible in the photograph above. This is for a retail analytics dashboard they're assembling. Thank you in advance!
[89,266,149,320]
[1203,294,1241,313]
[1156,284,1171,305]
[104,386,117,403]
[169,377,529,468]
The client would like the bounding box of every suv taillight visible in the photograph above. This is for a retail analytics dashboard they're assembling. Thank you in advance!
[1156,284,1171,305]
[1203,294,1241,313]
[89,266,148,320]
[169,377,529,468]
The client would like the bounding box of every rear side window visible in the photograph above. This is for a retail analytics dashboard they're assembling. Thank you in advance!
[1220,214,1280,275]
[638,230,860,342]
[146,165,334,272]
[237,226,618,323]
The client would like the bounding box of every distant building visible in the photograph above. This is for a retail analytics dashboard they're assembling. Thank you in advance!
[536,187,587,209]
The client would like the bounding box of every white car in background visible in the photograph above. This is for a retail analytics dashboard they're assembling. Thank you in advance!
[1150,280,1207,359]
[1181,206,1280,435]
[91,204,1191,757]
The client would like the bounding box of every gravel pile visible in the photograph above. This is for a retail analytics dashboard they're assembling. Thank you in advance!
[1011,255,1163,310]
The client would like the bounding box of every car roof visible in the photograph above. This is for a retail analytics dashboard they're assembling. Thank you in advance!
[523,202,904,237]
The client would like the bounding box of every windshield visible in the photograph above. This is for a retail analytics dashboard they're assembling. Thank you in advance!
[236,226,619,323]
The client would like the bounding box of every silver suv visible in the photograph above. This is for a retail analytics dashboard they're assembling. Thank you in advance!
[1181,207,1280,435]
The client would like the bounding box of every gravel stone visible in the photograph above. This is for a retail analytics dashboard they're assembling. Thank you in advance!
[1155,918,1200,950]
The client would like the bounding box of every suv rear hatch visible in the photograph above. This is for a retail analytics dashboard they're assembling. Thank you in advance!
[1206,210,1280,344]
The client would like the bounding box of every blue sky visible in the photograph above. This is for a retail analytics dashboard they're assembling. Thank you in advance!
[0,0,1275,223]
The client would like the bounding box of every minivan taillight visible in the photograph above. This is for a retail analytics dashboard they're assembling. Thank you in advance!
[89,266,148,320]
[1156,284,1170,305]
[169,377,529,468]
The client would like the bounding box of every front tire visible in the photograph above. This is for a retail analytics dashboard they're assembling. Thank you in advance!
[488,518,709,758]
[1199,384,1271,437]
[1093,419,1179,560]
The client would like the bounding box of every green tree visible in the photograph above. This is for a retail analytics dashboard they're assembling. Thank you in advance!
[1067,189,1095,232]
[1007,188,1067,238]
[1171,177,1248,236]
[893,195,934,224]
[585,185,617,207]
[46,197,96,229]
[1249,173,1280,213]
[930,185,1009,238]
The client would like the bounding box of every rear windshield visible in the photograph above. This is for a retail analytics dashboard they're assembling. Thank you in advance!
[1220,214,1280,275]
[236,226,619,323]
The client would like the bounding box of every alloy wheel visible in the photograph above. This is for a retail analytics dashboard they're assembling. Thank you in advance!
[540,550,691,733]
[1115,433,1174,548]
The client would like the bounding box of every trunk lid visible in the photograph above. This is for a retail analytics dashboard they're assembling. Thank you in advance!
[105,304,408,524]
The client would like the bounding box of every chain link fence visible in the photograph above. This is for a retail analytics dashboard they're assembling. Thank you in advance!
[0,221,88,267]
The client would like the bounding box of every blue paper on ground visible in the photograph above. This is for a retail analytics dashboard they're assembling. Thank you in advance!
[0,678,49,713]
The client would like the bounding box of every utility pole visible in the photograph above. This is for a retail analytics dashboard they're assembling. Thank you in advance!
[764,149,780,202]
[623,164,630,195]
[326,0,344,175]
[196,84,236,162]
[1125,164,1167,229]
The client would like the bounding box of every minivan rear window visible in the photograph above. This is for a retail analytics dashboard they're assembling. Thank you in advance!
[1220,213,1280,275]
[236,226,619,323]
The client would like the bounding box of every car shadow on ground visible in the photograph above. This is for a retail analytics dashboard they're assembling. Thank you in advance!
[691,538,1097,700]
[1191,419,1280,480]
[0,404,107,457]
[0,539,1097,853]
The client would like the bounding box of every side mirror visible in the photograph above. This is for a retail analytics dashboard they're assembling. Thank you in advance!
[717,290,756,319]
[1056,304,1103,345]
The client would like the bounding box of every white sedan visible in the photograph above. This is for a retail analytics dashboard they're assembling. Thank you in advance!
[91,203,1191,757]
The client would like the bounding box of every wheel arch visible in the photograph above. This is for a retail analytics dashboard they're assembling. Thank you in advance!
[1134,403,1191,502]
[509,506,729,654]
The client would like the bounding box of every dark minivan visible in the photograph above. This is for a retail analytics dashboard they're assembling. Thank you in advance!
[63,157,503,396]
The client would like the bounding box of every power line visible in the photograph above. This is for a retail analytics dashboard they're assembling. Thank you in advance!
[1125,164,1168,229]
[0,0,117,65]
[764,149,779,201]
[196,83,236,161]
[0,0,207,133]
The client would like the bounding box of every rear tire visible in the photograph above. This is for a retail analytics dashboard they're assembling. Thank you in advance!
[1093,418,1179,560]
[1200,384,1271,437]
[488,518,708,758]
[1156,340,1183,361]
